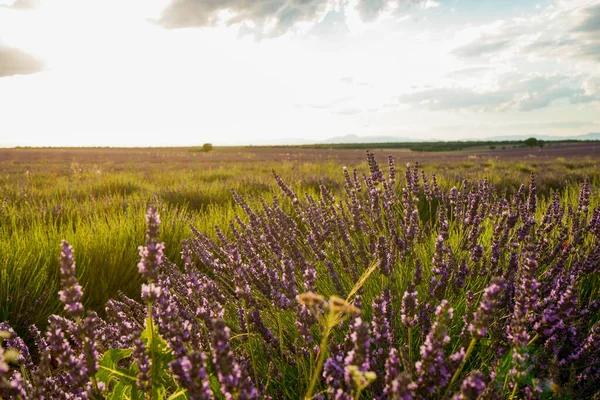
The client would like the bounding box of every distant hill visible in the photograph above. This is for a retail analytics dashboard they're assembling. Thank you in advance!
[481,133,600,141]
[315,132,600,145]
[320,134,422,144]
[238,133,600,147]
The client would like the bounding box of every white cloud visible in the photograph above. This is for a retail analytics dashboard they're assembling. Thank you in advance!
[421,0,440,9]
[0,0,599,146]
[0,44,44,77]
[450,0,600,64]
[398,72,599,112]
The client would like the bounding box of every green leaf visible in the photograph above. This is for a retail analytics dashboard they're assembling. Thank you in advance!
[166,388,188,400]
[105,383,132,400]
[140,316,176,399]
[97,348,142,400]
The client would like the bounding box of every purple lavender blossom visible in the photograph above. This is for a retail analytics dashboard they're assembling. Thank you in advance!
[0,323,32,369]
[377,236,391,277]
[323,353,352,400]
[211,319,258,399]
[4,152,600,399]
[401,283,419,328]
[296,303,316,350]
[272,169,299,204]
[452,371,487,400]
[372,288,393,363]
[413,300,453,396]
[469,277,506,339]
[58,240,84,319]
[413,259,423,286]
[170,351,213,400]
[132,338,151,392]
[344,317,372,372]
[138,206,165,284]
[383,348,413,399]
[249,309,281,351]
[509,245,540,349]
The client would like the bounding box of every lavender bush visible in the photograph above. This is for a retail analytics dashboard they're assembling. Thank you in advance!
[1,151,599,399]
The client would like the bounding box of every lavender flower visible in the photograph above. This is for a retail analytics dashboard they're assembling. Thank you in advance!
[372,288,393,363]
[211,319,258,400]
[469,277,506,339]
[58,240,84,319]
[3,152,600,399]
[138,206,165,284]
[0,323,32,369]
[296,303,317,353]
[132,339,151,392]
[249,309,280,351]
[170,351,213,400]
[344,317,372,372]
[383,348,413,399]
[413,259,423,286]
[401,283,419,328]
[509,245,540,349]
[452,371,487,400]
[323,353,351,399]
[413,300,453,396]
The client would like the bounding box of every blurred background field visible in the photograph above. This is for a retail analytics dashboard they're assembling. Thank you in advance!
[1,143,599,338]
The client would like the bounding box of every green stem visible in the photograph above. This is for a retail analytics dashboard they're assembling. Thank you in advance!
[304,312,336,400]
[243,300,260,389]
[509,379,519,400]
[527,333,539,347]
[354,387,364,400]
[76,316,101,398]
[148,303,156,400]
[442,338,477,400]
[277,313,285,355]
[502,350,512,393]
[407,327,414,378]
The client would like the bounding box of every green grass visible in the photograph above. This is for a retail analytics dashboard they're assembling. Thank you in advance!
[1,146,600,398]
[1,147,599,340]
[0,160,346,335]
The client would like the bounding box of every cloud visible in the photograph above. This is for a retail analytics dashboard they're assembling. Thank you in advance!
[520,120,594,129]
[335,107,362,115]
[339,76,371,86]
[398,73,600,112]
[397,87,513,111]
[157,0,330,37]
[308,9,349,39]
[0,45,44,78]
[157,0,429,36]
[569,4,600,62]
[355,0,434,22]
[0,0,40,9]
[452,37,513,58]
[452,2,600,64]
[421,0,440,9]
[355,0,387,23]
[435,120,596,131]
[444,66,492,78]
[572,4,600,33]
[520,4,600,63]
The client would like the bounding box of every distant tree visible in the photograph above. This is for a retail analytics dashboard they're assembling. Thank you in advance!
[524,137,538,148]
[538,140,546,149]
[202,143,213,152]
[489,145,496,150]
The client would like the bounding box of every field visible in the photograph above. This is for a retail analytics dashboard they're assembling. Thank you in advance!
[1,143,600,399]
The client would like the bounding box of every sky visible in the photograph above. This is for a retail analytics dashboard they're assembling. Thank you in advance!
[0,0,599,146]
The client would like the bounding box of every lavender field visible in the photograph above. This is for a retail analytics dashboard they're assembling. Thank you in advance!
[1,147,600,399]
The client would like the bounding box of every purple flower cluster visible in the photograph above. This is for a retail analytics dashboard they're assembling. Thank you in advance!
[58,240,84,319]
[1,153,599,399]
